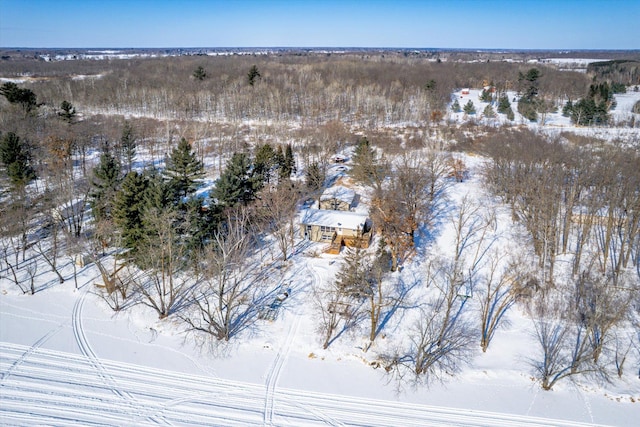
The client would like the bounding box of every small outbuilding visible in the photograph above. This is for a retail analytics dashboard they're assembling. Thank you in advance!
[319,185,356,211]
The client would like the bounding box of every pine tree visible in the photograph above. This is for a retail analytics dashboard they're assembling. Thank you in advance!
[497,94,511,114]
[480,88,493,102]
[505,106,515,121]
[112,171,149,253]
[89,151,121,222]
[143,170,174,211]
[351,136,378,186]
[58,100,76,123]
[305,161,325,193]
[451,99,461,112]
[336,247,373,299]
[247,65,261,86]
[254,143,277,184]
[0,82,38,113]
[518,68,541,100]
[163,138,204,199]
[483,104,496,118]
[193,66,207,81]
[279,144,296,179]
[517,68,541,121]
[0,132,36,188]
[463,100,476,114]
[211,152,259,208]
[562,100,573,117]
[120,121,137,173]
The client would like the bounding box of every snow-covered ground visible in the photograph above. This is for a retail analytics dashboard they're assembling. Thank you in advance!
[2,150,639,426]
[449,87,640,130]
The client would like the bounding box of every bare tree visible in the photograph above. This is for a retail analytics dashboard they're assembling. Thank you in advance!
[93,251,130,312]
[571,270,634,364]
[254,180,301,261]
[478,253,520,352]
[25,259,38,295]
[182,207,268,341]
[314,279,359,350]
[528,284,614,391]
[128,206,194,318]
[0,238,28,294]
[32,216,65,284]
[382,258,474,383]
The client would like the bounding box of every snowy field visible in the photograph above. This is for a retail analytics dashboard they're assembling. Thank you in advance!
[2,150,640,426]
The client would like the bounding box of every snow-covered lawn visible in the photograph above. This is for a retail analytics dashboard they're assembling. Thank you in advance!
[2,152,639,426]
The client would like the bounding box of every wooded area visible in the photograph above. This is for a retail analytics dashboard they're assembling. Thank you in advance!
[1,51,639,390]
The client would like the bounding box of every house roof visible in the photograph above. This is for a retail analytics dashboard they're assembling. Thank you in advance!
[301,208,369,230]
[319,185,356,204]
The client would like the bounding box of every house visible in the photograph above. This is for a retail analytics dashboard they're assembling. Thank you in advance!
[300,208,373,251]
[319,185,356,211]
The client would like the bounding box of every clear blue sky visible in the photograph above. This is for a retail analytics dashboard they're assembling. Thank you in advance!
[1,0,638,49]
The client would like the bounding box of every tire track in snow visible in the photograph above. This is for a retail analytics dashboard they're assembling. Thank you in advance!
[0,342,610,427]
[71,287,169,425]
[0,321,65,382]
[263,314,301,426]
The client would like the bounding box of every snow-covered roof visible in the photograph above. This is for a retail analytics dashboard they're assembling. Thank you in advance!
[301,208,368,230]
[319,186,356,204]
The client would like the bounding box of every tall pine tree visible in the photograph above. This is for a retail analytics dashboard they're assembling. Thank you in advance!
[89,151,121,222]
[211,152,260,208]
[120,121,137,173]
[279,144,296,179]
[163,138,205,199]
[351,137,378,186]
[254,143,278,184]
[112,171,149,254]
[0,132,36,188]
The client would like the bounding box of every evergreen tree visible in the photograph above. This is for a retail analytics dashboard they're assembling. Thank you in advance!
[247,65,261,86]
[505,106,515,121]
[0,132,36,188]
[89,151,121,222]
[279,144,296,179]
[112,171,149,254]
[58,100,76,123]
[163,138,205,199]
[336,247,373,299]
[351,136,379,185]
[143,170,174,211]
[120,121,137,173]
[180,196,217,253]
[193,66,207,81]
[517,98,538,121]
[518,68,541,99]
[0,82,38,113]
[451,99,461,112]
[483,104,496,118]
[571,98,609,126]
[497,94,511,114]
[517,68,541,121]
[463,100,476,114]
[254,143,277,184]
[424,79,437,91]
[211,152,259,208]
[480,88,493,102]
[562,100,573,117]
[305,161,325,193]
